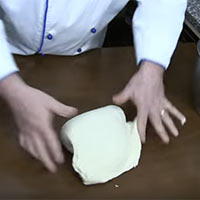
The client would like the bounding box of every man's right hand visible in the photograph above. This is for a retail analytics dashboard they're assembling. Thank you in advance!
[0,73,78,172]
[113,61,186,144]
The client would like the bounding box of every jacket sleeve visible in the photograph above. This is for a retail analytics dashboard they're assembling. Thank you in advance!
[132,0,187,69]
[0,20,19,81]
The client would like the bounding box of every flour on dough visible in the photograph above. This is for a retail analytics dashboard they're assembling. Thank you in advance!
[61,105,142,185]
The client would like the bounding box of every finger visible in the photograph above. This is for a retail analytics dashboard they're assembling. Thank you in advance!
[19,134,26,148]
[113,87,130,105]
[26,138,39,159]
[32,135,57,173]
[49,98,78,118]
[137,107,148,143]
[165,99,186,125]
[161,112,179,137]
[150,112,170,144]
[19,135,39,159]
[42,127,65,164]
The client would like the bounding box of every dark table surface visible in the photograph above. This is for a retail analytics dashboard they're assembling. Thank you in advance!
[0,43,199,199]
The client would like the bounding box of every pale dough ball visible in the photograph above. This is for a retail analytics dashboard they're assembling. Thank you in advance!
[61,105,142,185]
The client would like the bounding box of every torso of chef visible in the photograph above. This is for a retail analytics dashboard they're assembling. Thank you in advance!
[0,0,128,56]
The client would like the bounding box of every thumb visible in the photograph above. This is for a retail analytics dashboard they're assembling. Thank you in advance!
[112,88,130,105]
[50,99,78,118]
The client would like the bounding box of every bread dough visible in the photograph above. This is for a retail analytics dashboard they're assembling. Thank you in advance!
[61,105,141,185]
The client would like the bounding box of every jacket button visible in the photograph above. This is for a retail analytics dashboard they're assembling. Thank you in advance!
[91,28,96,33]
[47,34,53,40]
[77,48,82,53]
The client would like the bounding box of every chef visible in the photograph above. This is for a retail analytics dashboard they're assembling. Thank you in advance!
[0,0,187,172]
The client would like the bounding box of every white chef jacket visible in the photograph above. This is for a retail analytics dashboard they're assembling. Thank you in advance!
[0,0,187,80]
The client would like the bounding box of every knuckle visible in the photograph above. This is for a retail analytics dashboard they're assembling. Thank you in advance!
[149,107,159,115]
[168,120,175,128]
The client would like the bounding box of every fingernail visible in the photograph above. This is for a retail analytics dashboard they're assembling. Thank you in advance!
[73,107,78,112]
[112,96,119,104]
[141,137,146,143]
[72,109,78,115]
[174,131,179,137]
[181,117,186,126]
[68,109,78,118]
[50,167,57,173]
[57,154,65,164]
[48,164,57,173]
[164,139,170,144]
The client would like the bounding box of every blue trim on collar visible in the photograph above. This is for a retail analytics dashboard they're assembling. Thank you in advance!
[37,0,49,53]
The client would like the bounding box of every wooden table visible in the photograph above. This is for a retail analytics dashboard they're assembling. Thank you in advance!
[0,44,199,199]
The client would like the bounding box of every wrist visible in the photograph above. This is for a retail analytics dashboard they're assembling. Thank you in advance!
[139,60,164,79]
[0,73,27,103]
